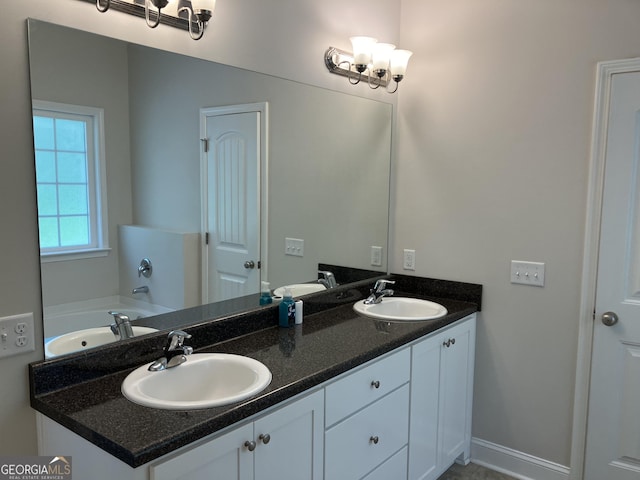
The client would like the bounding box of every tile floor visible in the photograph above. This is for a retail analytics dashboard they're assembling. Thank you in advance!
[438,462,518,480]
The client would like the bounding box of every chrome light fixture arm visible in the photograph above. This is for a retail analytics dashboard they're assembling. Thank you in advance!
[178,5,212,40]
[324,47,389,88]
[145,0,169,28]
[96,0,111,12]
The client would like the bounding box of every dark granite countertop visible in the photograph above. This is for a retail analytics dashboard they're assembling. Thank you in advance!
[30,275,481,468]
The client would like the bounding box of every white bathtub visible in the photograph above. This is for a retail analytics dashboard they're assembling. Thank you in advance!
[44,296,173,339]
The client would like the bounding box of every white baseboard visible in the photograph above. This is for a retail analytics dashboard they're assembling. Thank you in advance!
[470,437,571,480]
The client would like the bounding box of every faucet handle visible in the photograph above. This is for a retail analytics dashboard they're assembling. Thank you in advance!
[165,330,192,351]
[373,279,395,292]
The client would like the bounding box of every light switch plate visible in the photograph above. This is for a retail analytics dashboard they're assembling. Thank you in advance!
[510,260,545,287]
[285,237,304,257]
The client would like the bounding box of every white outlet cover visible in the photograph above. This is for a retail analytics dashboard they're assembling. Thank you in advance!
[403,249,416,271]
[371,246,383,267]
[0,312,35,358]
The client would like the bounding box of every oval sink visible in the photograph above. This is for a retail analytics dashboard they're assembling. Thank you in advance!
[273,283,326,297]
[122,353,272,410]
[44,326,158,358]
[353,297,448,322]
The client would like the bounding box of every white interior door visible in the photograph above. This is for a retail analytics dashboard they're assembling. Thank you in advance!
[584,71,640,480]
[201,106,265,303]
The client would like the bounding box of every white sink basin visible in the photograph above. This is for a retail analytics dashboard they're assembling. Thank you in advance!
[44,326,158,358]
[273,283,326,297]
[122,353,272,410]
[353,297,448,321]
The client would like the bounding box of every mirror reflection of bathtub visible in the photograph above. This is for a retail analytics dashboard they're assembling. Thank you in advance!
[44,297,172,358]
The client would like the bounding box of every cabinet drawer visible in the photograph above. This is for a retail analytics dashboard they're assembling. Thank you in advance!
[362,446,408,480]
[325,347,410,426]
[325,384,409,480]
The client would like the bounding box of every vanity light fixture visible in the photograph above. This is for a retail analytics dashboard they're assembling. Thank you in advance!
[94,0,216,40]
[324,36,413,93]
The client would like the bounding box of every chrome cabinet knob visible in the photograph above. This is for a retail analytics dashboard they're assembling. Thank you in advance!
[244,440,256,451]
[244,260,256,269]
[370,436,379,444]
[601,311,619,327]
[371,380,380,389]
[259,433,271,445]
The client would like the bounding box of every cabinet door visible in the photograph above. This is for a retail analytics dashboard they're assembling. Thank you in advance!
[408,333,442,480]
[253,390,324,480]
[408,314,477,480]
[150,423,253,480]
[438,317,475,468]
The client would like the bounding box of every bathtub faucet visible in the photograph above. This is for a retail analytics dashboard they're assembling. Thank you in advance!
[132,286,149,295]
[108,311,135,340]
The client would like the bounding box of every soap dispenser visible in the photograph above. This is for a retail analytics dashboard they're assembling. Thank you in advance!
[260,281,273,305]
[278,288,296,327]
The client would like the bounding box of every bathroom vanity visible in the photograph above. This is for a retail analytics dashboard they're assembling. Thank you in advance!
[30,276,481,480]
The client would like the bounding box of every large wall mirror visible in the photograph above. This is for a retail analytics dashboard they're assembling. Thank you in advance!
[28,19,392,357]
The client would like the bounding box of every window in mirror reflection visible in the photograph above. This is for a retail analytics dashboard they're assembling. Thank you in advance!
[33,101,109,260]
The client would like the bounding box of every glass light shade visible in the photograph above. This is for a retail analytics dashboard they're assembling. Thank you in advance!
[350,36,378,66]
[390,49,413,76]
[191,0,216,12]
[371,43,396,72]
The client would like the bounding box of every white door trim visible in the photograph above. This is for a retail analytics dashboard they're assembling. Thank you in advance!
[199,102,269,302]
[571,58,640,480]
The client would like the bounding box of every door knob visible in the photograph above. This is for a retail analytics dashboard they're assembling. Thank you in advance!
[244,260,256,269]
[601,311,619,327]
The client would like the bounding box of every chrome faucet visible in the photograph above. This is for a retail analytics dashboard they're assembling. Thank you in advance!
[364,279,396,305]
[318,270,338,289]
[148,330,193,371]
[132,285,149,295]
[108,311,135,340]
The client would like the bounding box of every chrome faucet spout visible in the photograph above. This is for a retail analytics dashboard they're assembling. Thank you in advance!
[132,286,149,295]
[148,330,193,371]
[108,311,135,339]
[318,270,338,288]
[363,279,396,305]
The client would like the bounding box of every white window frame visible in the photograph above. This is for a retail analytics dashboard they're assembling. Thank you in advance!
[33,100,110,262]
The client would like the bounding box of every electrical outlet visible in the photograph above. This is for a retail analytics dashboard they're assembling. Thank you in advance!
[371,246,383,267]
[403,249,416,271]
[0,312,35,358]
[510,260,545,287]
[285,237,304,257]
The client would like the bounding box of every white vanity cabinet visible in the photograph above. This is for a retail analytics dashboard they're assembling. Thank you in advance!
[324,348,411,480]
[150,389,324,480]
[408,314,476,480]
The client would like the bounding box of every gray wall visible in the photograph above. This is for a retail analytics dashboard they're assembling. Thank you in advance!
[395,0,640,467]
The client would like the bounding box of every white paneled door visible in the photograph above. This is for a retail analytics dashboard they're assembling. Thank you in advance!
[584,71,640,480]
[201,105,265,303]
